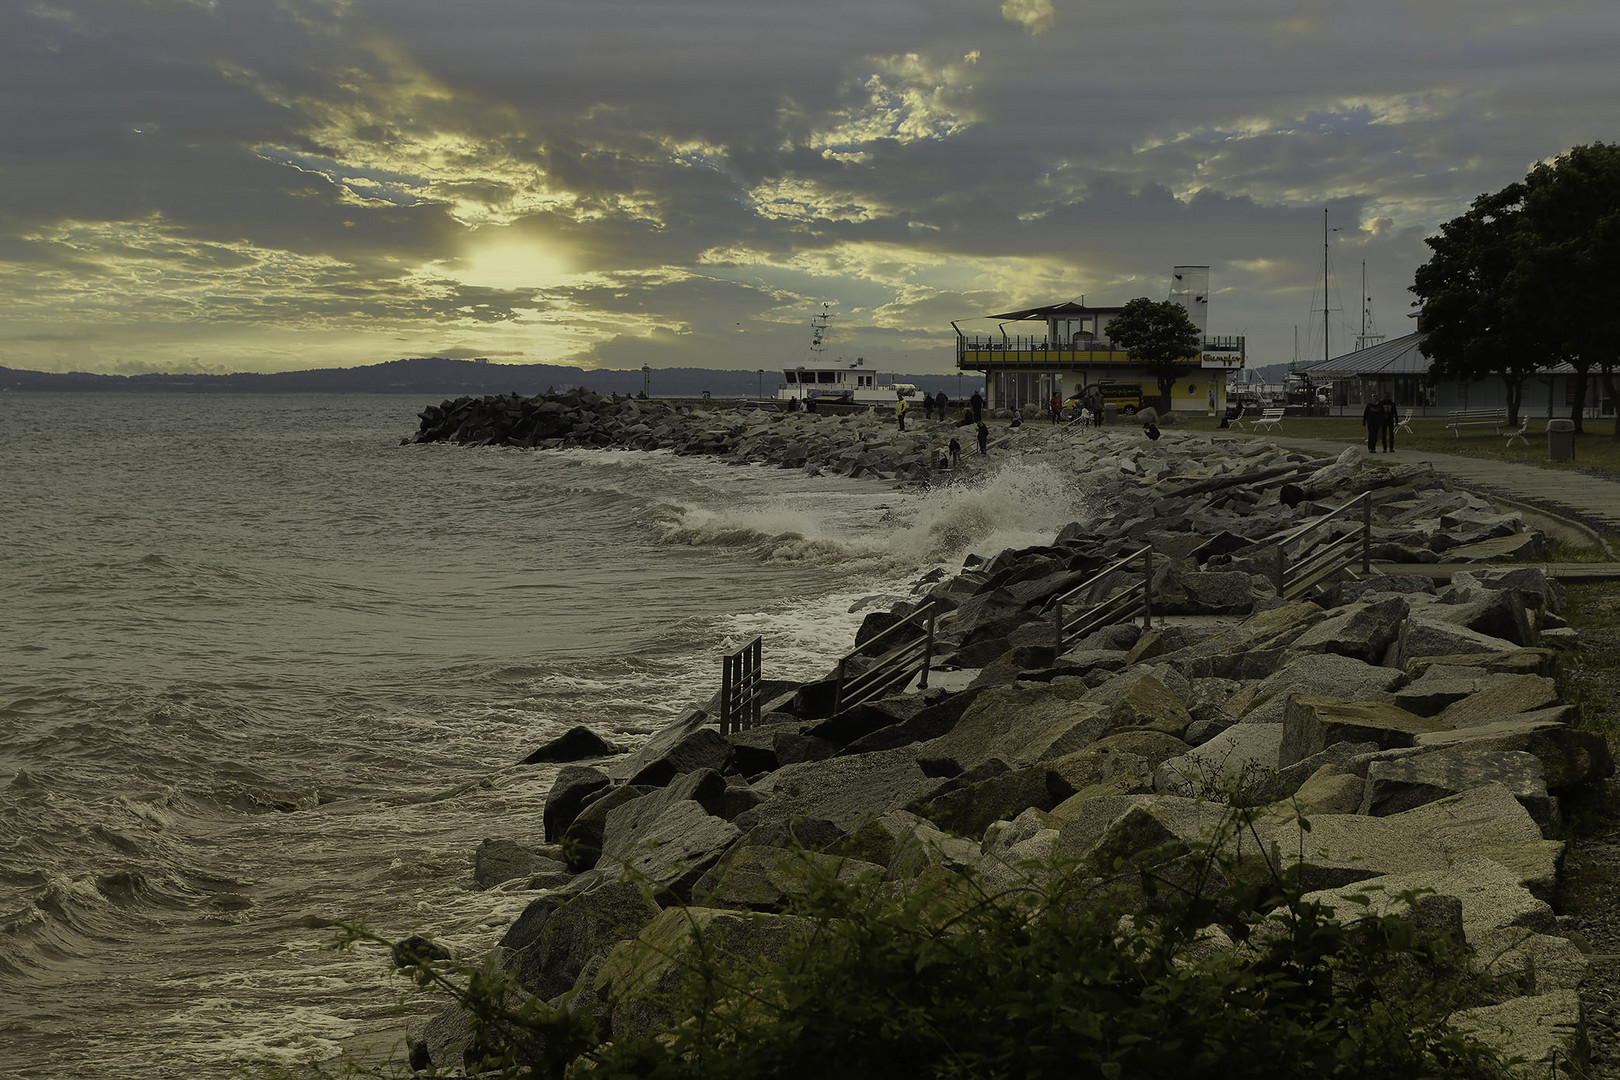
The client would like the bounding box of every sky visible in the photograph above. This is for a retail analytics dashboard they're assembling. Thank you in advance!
[4,0,1619,378]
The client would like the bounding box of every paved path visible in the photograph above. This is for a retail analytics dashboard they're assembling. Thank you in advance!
[1243,432,1620,534]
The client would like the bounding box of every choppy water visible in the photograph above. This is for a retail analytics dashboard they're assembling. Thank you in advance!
[0,394,1097,1077]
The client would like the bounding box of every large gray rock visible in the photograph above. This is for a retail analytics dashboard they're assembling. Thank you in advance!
[1395,616,1522,668]
[473,839,568,890]
[1452,991,1588,1079]
[1393,665,1520,717]
[506,879,662,1001]
[599,799,742,899]
[1435,674,1560,727]
[1415,707,1614,791]
[543,765,611,843]
[1289,596,1408,664]
[1228,652,1408,725]
[740,746,932,832]
[916,679,1108,775]
[692,845,885,909]
[1278,694,1451,767]
[1360,748,1555,829]
[593,908,814,1039]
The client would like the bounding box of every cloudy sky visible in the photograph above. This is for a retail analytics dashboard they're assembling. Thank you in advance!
[4,0,1617,377]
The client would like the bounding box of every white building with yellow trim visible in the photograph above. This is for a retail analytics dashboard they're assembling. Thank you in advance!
[952,267,1246,415]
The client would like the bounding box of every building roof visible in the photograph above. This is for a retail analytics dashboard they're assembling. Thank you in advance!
[1298,332,1430,377]
[986,300,1124,321]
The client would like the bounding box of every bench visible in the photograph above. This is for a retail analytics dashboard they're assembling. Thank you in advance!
[1250,408,1286,431]
[1444,409,1509,436]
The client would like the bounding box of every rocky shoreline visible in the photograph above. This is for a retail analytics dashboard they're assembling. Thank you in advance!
[405,391,1614,1075]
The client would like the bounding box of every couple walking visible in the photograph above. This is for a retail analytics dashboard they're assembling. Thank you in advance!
[1362,394,1399,452]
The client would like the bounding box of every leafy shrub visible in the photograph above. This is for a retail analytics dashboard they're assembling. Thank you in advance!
[315,807,1512,1080]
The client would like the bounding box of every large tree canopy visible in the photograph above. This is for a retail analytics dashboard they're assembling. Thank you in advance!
[1106,297,1203,410]
[1413,141,1620,433]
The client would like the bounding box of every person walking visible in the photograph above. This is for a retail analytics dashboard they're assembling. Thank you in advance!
[1361,398,1381,451]
[1380,393,1398,452]
[976,419,989,455]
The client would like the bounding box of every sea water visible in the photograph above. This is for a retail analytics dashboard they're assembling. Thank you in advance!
[0,394,1097,1078]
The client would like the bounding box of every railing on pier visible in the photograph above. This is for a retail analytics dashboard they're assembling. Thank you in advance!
[1051,546,1155,650]
[717,636,763,736]
[1273,492,1373,600]
[832,602,937,715]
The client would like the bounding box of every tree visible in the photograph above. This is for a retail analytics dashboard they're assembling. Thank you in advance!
[1105,297,1203,411]
[1411,184,1539,426]
[1516,142,1620,436]
[1413,141,1620,434]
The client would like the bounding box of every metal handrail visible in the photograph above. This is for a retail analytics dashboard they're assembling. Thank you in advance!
[833,602,937,715]
[1273,492,1373,600]
[717,636,762,735]
[1052,545,1154,650]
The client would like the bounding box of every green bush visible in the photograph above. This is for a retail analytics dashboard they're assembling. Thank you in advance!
[316,807,1513,1080]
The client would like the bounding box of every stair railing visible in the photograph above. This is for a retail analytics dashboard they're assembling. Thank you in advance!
[832,601,937,715]
[1051,545,1154,650]
[717,635,763,735]
[1273,492,1373,600]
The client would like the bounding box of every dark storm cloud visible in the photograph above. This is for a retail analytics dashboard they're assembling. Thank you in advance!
[3,0,1620,373]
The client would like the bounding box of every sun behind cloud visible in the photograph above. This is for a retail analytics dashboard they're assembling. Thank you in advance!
[447,234,575,292]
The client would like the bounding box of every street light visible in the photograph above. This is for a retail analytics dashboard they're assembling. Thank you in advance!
[641,364,650,398]
[756,368,764,398]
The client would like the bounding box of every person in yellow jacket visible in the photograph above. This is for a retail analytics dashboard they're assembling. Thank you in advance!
[895,396,909,431]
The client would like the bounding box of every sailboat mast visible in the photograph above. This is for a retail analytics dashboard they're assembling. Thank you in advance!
[1322,208,1330,366]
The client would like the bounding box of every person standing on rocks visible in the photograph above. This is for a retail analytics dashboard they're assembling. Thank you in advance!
[970,390,984,422]
[895,395,909,432]
[1380,393,1398,453]
[1050,391,1062,424]
[922,391,934,421]
[1361,398,1381,452]
[948,436,961,467]
[935,392,948,419]
[976,420,989,455]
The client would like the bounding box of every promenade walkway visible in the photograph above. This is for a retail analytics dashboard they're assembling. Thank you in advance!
[1228,431,1620,580]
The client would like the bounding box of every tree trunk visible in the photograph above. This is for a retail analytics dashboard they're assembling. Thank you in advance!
[1570,362,1593,433]
[1501,375,1523,426]
[1604,366,1620,439]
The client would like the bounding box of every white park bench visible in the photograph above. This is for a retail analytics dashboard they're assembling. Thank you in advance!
[1444,408,1509,437]
[1250,408,1286,431]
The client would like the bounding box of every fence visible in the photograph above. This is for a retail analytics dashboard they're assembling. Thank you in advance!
[832,602,938,715]
[1273,492,1373,600]
[717,636,762,736]
[1051,546,1155,650]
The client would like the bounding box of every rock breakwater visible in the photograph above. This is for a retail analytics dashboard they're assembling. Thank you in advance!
[403,398,1612,1075]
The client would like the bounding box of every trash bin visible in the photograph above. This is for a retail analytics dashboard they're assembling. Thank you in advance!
[1547,418,1576,460]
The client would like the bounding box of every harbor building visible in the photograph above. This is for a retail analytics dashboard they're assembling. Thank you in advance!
[952,267,1247,415]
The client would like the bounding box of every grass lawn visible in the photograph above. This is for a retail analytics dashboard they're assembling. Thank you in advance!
[1170,412,1620,478]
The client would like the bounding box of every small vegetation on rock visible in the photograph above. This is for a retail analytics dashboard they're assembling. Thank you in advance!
[294,805,1515,1080]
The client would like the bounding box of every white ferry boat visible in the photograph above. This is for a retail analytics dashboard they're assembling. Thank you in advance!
[776,304,916,405]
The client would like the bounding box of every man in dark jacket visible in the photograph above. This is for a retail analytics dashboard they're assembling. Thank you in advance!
[1380,394,1398,452]
[1362,399,1381,451]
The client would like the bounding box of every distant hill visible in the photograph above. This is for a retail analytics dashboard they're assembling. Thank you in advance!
[0,357,972,399]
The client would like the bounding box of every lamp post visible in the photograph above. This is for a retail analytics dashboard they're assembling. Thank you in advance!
[756,369,764,398]
[641,364,650,398]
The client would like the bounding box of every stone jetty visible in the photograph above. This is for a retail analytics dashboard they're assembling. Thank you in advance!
[407,391,1613,1075]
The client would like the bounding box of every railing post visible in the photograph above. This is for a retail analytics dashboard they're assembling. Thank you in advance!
[1054,597,1065,651]
[1141,547,1153,629]
[833,656,847,716]
[748,637,762,728]
[719,651,735,736]
[1361,493,1372,574]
